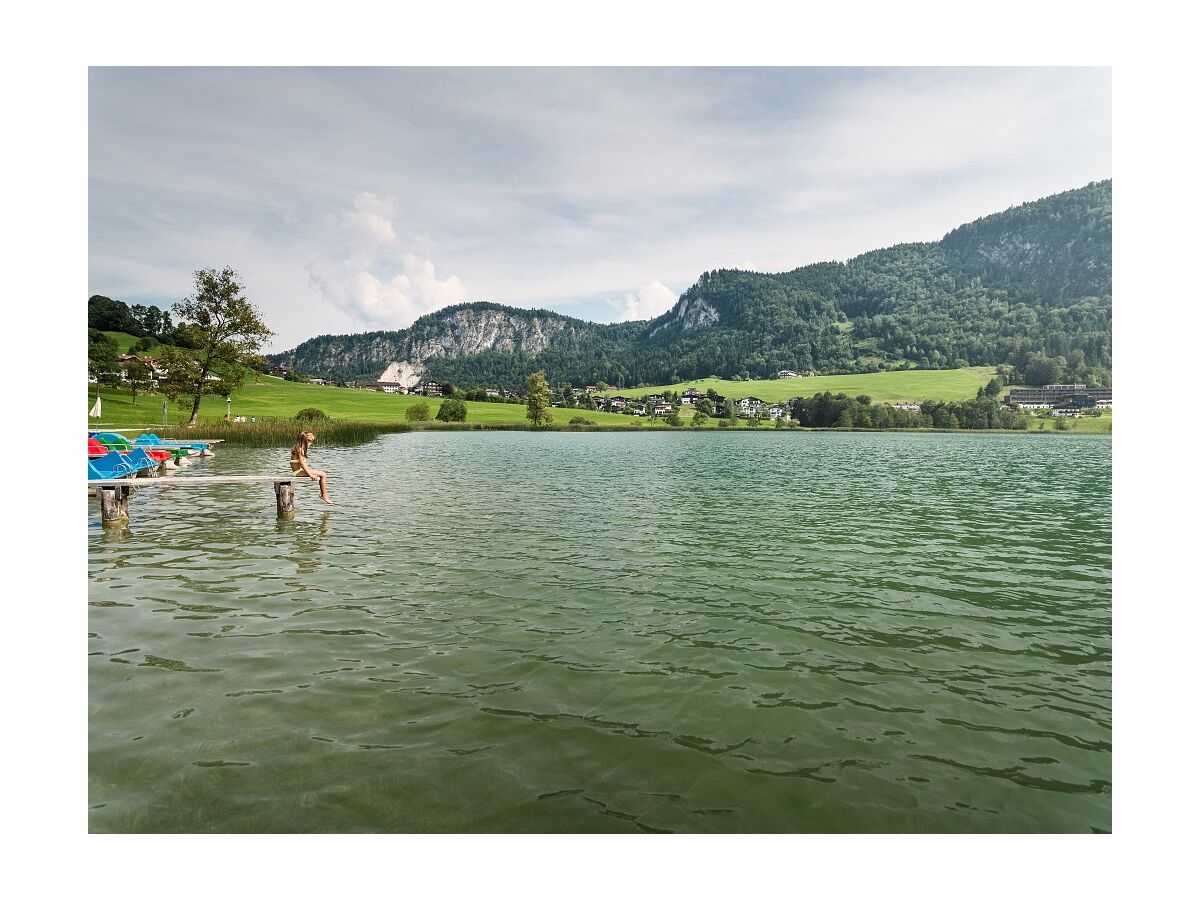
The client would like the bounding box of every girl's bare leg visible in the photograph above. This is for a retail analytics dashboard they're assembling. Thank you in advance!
[316,471,333,503]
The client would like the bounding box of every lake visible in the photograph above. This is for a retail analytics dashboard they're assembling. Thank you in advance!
[88,431,1111,832]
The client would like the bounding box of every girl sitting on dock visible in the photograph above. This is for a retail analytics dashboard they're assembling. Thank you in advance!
[291,430,333,503]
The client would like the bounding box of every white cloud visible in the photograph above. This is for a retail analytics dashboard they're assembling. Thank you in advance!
[336,192,398,245]
[307,193,467,329]
[618,281,677,322]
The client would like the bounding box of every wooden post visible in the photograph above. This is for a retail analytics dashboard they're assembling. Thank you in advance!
[99,485,130,525]
[275,480,295,518]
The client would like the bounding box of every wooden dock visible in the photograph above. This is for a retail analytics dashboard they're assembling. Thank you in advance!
[90,475,301,524]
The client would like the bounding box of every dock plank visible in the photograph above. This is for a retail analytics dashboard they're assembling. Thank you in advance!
[89,475,297,487]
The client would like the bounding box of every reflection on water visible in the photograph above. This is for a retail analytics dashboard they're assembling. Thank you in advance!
[89,432,1111,833]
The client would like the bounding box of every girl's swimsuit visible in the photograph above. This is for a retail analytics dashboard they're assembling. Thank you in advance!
[291,454,306,476]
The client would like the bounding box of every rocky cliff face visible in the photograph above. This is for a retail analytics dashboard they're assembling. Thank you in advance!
[650,294,720,337]
[271,303,582,382]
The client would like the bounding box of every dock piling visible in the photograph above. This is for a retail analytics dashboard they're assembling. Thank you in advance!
[275,480,295,518]
[99,485,130,525]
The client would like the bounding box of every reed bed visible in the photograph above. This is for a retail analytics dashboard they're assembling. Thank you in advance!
[157,418,412,447]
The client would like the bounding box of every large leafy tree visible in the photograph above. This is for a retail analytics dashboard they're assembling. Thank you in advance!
[525,371,554,426]
[158,268,274,425]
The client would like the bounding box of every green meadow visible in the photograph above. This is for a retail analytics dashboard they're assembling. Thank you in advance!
[603,367,1000,404]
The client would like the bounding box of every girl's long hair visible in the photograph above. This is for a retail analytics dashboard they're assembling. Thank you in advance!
[291,431,312,458]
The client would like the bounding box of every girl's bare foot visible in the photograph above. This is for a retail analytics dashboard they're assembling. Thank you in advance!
[321,496,335,504]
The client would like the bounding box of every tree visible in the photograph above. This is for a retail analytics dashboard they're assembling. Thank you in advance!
[525,371,554,426]
[88,295,145,335]
[158,268,274,425]
[88,330,120,385]
[666,409,683,427]
[406,401,432,422]
[984,376,1004,397]
[436,398,468,422]
[691,411,709,427]
[124,357,153,405]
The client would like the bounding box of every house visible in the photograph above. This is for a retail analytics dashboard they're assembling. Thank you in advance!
[355,380,403,393]
[485,388,500,398]
[591,395,607,409]
[419,381,445,397]
[893,402,923,411]
[629,403,647,416]
[766,404,790,421]
[652,402,673,417]
[680,387,702,405]
[777,370,801,378]
[736,396,764,416]
[609,398,628,412]
[585,384,598,393]
[269,364,290,377]
[307,377,327,385]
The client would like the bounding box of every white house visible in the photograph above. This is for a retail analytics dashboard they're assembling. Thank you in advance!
[767,404,790,421]
[777,370,800,378]
[737,397,765,415]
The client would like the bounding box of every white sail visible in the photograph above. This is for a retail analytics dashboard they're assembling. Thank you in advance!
[90,395,102,418]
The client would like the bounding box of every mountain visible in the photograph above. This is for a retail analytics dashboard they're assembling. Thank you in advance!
[271,180,1112,388]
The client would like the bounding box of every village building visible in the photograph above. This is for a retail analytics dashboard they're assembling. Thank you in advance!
[777,370,801,378]
[1005,384,1112,408]
[652,402,673,417]
[680,387,702,405]
[766,404,790,421]
[893,402,923,411]
[356,380,404,393]
[736,396,765,416]
[485,388,500,398]
[419,381,446,398]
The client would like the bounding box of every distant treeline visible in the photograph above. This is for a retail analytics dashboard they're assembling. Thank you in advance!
[790,391,1031,430]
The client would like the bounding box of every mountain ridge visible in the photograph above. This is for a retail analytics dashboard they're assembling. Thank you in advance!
[271,180,1112,388]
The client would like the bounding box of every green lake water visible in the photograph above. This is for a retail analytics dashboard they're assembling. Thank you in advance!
[88,431,1111,832]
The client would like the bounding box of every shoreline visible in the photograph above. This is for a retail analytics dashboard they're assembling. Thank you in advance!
[93,420,1112,446]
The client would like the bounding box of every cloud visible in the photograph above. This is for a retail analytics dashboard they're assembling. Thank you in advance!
[618,281,677,322]
[307,192,467,329]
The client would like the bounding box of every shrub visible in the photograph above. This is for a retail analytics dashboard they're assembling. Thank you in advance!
[406,401,432,422]
[568,416,597,426]
[294,407,330,422]
[436,398,468,422]
[131,336,159,353]
[718,419,732,428]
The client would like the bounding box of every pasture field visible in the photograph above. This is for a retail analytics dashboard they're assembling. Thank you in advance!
[603,367,999,404]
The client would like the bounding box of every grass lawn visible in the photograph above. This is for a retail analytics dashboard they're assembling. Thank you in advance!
[602,367,999,404]
[89,377,657,429]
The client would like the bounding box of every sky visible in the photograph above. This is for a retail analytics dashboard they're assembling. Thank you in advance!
[89,67,1111,352]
